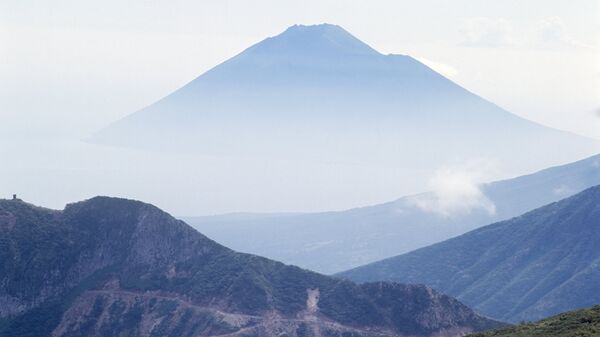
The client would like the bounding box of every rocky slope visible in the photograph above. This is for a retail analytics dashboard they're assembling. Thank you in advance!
[0,197,501,337]
[339,186,600,323]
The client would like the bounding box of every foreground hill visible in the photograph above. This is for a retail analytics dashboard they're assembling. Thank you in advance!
[467,305,600,337]
[186,153,600,273]
[339,186,600,323]
[0,197,500,337]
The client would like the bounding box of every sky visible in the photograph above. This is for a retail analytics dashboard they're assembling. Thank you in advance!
[1,0,599,214]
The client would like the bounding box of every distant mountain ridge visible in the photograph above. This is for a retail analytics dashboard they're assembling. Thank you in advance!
[338,185,600,323]
[0,196,501,337]
[185,153,600,274]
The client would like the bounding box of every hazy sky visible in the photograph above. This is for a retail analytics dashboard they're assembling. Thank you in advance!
[1,0,599,214]
[2,0,599,139]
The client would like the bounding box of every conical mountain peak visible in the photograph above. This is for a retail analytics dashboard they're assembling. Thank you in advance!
[92,22,599,184]
[242,23,380,57]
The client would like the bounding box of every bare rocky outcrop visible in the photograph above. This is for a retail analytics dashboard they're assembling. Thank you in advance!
[53,288,401,337]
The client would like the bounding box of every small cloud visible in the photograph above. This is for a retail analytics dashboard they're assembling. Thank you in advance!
[408,159,498,218]
[553,185,574,197]
[459,16,598,50]
[594,108,600,119]
[460,17,515,48]
[415,57,459,78]
[535,17,571,47]
[532,16,594,50]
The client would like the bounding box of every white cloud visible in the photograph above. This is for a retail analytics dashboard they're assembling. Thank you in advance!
[459,16,598,51]
[460,17,515,47]
[552,185,574,197]
[415,57,458,78]
[533,16,596,50]
[535,16,572,47]
[408,160,498,217]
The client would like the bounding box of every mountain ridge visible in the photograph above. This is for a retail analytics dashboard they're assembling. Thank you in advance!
[338,185,600,323]
[185,153,600,274]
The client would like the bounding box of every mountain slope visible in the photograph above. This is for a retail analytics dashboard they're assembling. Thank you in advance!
[185,153,600,274]
[338,186,600,323]
[92,23,598,178]
[0,197,501,337]
[467,305,600,337]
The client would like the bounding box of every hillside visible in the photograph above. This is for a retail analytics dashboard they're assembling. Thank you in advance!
[339,186,600,323]
[0,197,501,337]
[467,305,600,337]
[186,153,600,273]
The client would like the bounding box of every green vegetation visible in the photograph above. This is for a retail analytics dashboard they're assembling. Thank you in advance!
[468,306,600,337]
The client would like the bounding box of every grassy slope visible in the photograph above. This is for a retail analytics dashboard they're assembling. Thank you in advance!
[468,305,600,337]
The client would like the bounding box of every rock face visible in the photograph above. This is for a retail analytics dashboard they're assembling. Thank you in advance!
[0,197,501,337]
[339,186,600,323]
